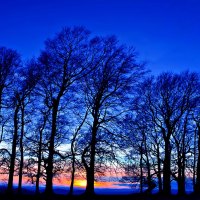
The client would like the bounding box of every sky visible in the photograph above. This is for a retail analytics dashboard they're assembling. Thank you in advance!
[0,0,200,74]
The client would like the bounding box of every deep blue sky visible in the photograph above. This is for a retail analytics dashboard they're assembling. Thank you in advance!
[0,0,200,74]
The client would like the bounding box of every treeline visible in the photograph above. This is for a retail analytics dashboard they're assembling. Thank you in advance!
[0,26,199,197]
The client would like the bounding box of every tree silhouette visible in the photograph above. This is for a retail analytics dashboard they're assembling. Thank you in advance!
[38,26,92,195]
[81,36,145,196]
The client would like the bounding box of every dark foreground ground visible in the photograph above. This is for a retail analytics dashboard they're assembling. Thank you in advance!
[1,193,200,200]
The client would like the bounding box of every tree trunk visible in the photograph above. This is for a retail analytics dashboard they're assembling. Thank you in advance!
[36,113,48,194]
[163,139,171,195]
[36,127,43,194]
[177,150,185,195]
[144,136,152,194]
[69,110,88,195]
[85,167,95,196]
[7,104,20,193]
[45,100,59,195]
[69,127,78,195]
[85,125,97,196]
[69,158,75,195]
[181,153,186,195]
[156,144,162,193]
[18,103,24,193]
[140,148,143,193]
[178,167,185,196]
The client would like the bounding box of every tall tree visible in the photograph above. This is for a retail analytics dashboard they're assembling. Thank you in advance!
[7,60,40,193]
[0,47,21,193]
[38,26,91,195]
[17,61,41,193]
[7,92,20,193]
[81,36,145,196]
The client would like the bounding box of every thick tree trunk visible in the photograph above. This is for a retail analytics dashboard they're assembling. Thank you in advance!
[45,100,59,195]
[69,159,75,195]
[85,167,95,196]
[181,155,186,195]
[8,104,20,193]
[178,167,185,196]
[156,144,162,193]
[163,139,171,195]
[45,142,54,194]
[182,155,186,193]
[85,125,97,196]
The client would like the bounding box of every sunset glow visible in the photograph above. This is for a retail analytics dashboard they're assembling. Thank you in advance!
[0,170,132,190]
[74,180,87,187]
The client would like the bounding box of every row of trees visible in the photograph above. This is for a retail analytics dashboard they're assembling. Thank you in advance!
[124,71,200,195]
[0,26,200,196]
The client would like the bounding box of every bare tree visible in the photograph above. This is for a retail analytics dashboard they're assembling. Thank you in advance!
[37,26,92,195]
[17,61,41,193]
[7,60,40,193]
[80,36,145,196]
[0,47,22,193]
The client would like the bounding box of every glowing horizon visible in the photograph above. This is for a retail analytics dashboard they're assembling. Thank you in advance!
[0,175,132,190]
